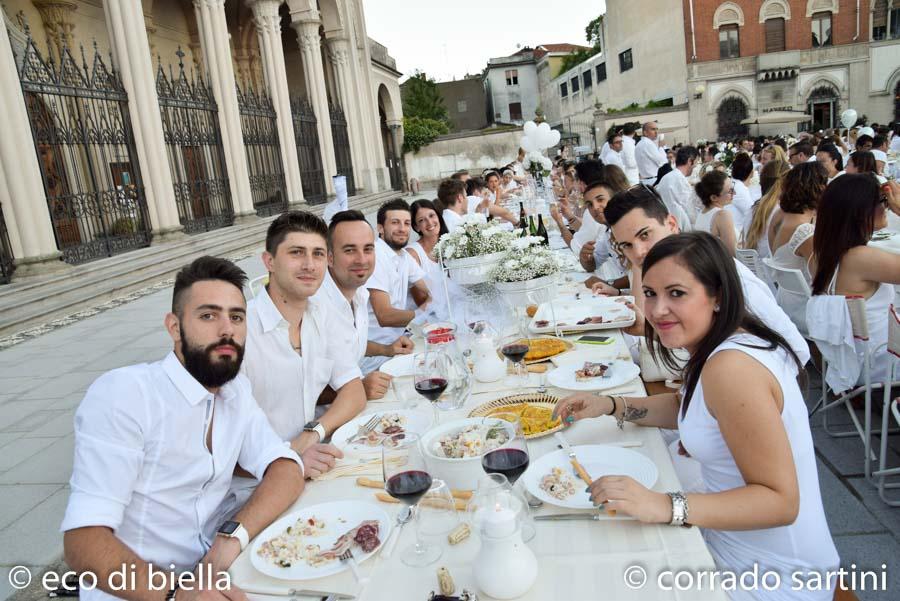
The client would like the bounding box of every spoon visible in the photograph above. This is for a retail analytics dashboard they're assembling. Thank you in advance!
[381,505,413,558]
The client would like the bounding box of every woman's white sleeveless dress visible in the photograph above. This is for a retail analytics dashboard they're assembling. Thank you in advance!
[678,333,839,600]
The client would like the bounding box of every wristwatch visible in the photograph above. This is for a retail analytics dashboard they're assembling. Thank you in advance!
[216,520,249,550]
[667,492,691,527]
[303,420,327,442]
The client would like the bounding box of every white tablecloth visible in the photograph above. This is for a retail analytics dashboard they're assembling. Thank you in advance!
[230,324,728,601]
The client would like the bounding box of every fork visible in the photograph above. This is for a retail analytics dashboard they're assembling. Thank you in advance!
[345,414,380,444]
[338,548,368,585]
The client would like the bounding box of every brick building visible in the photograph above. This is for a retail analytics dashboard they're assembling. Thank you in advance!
[683,0,900,141]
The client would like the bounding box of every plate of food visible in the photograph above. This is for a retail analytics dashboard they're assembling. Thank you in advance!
[546,359,641,391]
[468,393,563,439]
[522,445,658,509]
[250,500,391,580]
[497,336,574,365]
[332,410,432,453]
[528,297,635,334]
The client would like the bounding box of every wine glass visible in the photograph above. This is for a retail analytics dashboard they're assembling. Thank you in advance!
[480,413,530,485]
[382,433,440,566]
[413,351,451,422]
[500,333,530,389]
[416,479,459,547]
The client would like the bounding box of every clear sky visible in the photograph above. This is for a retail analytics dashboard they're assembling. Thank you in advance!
[363,0,607,82]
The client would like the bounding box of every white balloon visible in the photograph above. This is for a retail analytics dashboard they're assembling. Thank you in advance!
[520,135,536,152]
[547,129,561,147]
[524,121,538,137]
[537,122,551,136]
[840,109,857,129]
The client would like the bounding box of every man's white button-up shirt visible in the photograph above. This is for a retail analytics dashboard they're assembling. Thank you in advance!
[313,270,369,364]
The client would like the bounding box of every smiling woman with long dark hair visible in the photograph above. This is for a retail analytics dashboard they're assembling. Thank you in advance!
[554,232,839,600]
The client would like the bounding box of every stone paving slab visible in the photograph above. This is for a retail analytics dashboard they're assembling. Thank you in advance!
[831,533,900,601]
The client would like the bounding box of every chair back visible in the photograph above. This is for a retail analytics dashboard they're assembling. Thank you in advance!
[845,296,869,341]
[249,274,269,298]
[737,248,774,292]
[889,304,900,358]
[762,258,812,296]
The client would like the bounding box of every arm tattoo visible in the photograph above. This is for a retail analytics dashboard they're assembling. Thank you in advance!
[623,405,649,422]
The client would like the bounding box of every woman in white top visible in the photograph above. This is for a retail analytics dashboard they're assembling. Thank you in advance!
[769,162,823,280]
[694,170,738,256]
[555,232,839,601]
[407,200,450,317]
[811,175,900,384]
[728,153,754,232]
[743,159,790,259]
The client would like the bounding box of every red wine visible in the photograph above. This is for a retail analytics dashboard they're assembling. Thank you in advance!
[482,448,530,483]
[386,470,433,505]
[501,343,529,364]
[415,377,448,401]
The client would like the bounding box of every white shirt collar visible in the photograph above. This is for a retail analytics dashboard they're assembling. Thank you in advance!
[256,285,290,333]
[161,351,212,407]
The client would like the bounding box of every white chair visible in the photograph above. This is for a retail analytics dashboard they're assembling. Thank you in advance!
[874,305,900,504]
[249,274,269,298]
[737,248,775,294]
[762,258,811,336]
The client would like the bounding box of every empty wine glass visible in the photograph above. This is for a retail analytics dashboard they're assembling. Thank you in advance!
[382,433,440,566]
[416,479,459,549]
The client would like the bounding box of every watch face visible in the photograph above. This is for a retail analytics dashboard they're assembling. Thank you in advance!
[303,421,319,430]
[219,521,239,535]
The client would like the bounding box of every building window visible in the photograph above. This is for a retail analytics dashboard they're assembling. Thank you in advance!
[765,18,786,52]
[582,69,592,90]
[509,102,522,121]
[719,25,740,58]
[457,100,467,113]
[596,62,607,81]
[571,76,580,93]
[560,82,568,98]
[618,49,633,72]
[811,11,832,46]
[505,69,518,86]
[873,1,900,40]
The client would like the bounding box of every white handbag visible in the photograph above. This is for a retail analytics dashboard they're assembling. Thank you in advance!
[638,338,688,382]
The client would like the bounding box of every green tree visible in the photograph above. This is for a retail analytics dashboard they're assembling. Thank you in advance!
[401,71,449,123]
[402,116,450,154]
[585,15,603,51]
[557,14,604,74]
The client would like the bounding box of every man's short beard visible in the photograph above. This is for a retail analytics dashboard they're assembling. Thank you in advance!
[180,327,244,388]
[384,234,407,251]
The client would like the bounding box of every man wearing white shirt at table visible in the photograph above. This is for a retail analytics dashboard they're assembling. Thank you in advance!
[601,132,625,171]
[620,122,640,184]
[655,145,699,228]
[62,257,304,601]
[873,134,889,175]
[364,199,433,374]
[438,178,467,232]
[211,212,367,528]
[635,121,668,184]
[314,210,414,402]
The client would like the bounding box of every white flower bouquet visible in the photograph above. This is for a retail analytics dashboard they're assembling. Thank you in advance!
[434,213,515,261]
[490,237,561,283]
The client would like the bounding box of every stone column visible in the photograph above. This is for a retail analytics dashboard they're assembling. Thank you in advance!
[387,119,407,191]
[103,0,184,241]
[33,0,77,66]
[247,0,305,206]
[0,21,65,275]
[326,35,368,193]
[193,0,256,220]
[290,15,337,195]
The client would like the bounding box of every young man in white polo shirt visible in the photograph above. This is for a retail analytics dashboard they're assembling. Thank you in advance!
[363,199,432,373]
[437,178,467,232]
[314,210,414,400]
[62,257,304,601]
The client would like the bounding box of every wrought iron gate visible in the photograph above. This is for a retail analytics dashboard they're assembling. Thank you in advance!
[17,35,152,264]
[237,84,287,217]
[290,98,326,205]
[329,102,356,195]
[716,97,749,140]
[0,204,14,284]
[157,51,233,233]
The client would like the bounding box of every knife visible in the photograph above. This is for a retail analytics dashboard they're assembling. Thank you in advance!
[554,432,617,516]
[240,587,355,599]
[534,513,605,521]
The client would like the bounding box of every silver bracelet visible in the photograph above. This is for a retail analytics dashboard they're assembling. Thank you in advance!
[667,491,690,527]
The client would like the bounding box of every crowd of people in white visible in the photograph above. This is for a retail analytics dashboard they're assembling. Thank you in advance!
[58,118,900,601]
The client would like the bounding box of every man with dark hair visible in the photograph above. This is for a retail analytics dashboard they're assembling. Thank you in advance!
[816,144,844,182]
[600,188,809,368]
[573,158,603,187]
[621,122,640,184]
[437,178,467,231]
[601,132,625,170]
[655,145,699,228]
[213,210,365,518]
[854,134,873,153]
[576,180,628,293]
[366,199,432,372]
[63,257,304,601]
[788,141,814,165]
[466,176,490,214]
[450,170,470,182]
[316,210,413,400]
[635,121,667,184]
[872,134,888,174]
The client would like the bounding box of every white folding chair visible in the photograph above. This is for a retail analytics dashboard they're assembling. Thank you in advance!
[249,274,269,298]
[737,248,775,294]
[874,305,900,504]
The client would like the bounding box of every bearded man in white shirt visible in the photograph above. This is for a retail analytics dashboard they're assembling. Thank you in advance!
[314,210,414,401]
[601,132,625,170]
[62,257,304,601]
[656,145,700,228]
[363,199,433,373]
[620,122,640,184]
[635,121,668,184]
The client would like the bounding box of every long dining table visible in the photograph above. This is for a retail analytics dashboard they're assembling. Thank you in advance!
[229,274,729,601]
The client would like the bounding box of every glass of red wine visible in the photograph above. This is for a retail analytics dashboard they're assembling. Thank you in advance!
[382,432,441,566]
[500,333,530,389]
[481,413,530,485]
[413,351,452,422]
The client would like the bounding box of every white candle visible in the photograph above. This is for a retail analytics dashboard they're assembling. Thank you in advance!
[481,503,517,538]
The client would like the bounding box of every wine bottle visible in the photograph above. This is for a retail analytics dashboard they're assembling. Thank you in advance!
[517,202,527,232]
[537,214,549,246]
[528,215,538,236]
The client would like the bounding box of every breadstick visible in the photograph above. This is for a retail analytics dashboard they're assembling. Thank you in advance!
[359,477,473,500]
[374,491,467,512]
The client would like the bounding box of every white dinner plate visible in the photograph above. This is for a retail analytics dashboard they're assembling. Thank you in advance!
[378,354,415,377]
[528,297,635,334]
[331,409,433,454]
[522,445,659,510]
[250,500,392,581]
[547,359,641,391]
